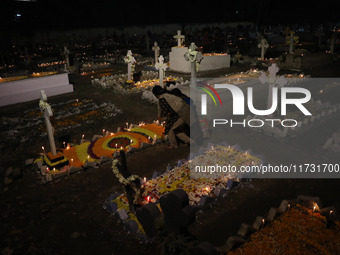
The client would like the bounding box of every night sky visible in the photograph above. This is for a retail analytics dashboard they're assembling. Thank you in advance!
[1,0,339,32]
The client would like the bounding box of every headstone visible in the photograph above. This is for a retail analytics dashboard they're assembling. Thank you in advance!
[176,204,196,227]
[257,38,269,60]
[155,55,167,87]
[40,90,57,156]
[123,50,136,82]
[136,202,161,237]
[184,42,203,87]
[160,189,189,217]
[152,42,160,64]
[174,30,185,47]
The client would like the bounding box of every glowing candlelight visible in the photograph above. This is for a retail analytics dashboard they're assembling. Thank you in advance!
[42,146,45,154]
[63,141,66,148]
[66,143,70,150]
[102,129,105,136]
[115,143,118,149]
[126,122,129,129]
[313,205,316,212]
[82,134,85,139]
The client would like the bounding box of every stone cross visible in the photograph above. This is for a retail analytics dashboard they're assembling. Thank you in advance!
[184,42,203,87]
[259,63,287,110]
[152,42,160,65]
[63,46,70,70]
[124,50,136,81]
[174,30,185,47]
[155,55,167,87]
[257,38,269,60]
[40,90,57,156]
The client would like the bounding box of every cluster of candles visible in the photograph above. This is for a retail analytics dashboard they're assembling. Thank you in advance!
[37,60,66,68]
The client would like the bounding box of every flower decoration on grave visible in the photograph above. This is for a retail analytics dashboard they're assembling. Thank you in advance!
[39,99,51,112]
[111,159,141,186]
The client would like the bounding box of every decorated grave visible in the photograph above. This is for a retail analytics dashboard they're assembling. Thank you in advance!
[226,196,340,254]
[103,144,263,239]
[35,123,165,182]
[169,30,230,73]
[91,70,189,93]
[1,98,122,144]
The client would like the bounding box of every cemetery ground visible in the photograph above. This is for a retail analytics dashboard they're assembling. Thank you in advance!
[1,61,340,255]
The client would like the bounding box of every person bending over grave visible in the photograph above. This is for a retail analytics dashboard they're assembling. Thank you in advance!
[152,85,192,148]
[171,88,203,145]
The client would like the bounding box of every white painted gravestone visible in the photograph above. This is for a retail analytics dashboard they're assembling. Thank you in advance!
[39,90,57,156]
[124,50,136,82]
[152,42,160,65]
[174,30,185,47]
[155,55,167,87]
[184,42,203,87]
[257,38,269,60]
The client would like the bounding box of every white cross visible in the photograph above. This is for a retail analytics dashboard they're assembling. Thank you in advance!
[174,30,185,47]
[184,42,203,87]
[40,90,57,156]
[259,63,287,110]
[152,42,160,64]
[155,55,167,87]
[257,38,269,60]
[124,50,136,81]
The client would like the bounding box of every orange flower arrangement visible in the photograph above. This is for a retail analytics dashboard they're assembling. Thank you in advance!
[228,204,340,255]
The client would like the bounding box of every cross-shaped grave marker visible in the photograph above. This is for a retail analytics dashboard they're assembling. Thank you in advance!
[152,42,160,65]
[155,55,167,87]
[174,30,185,47]
[257,38,269,60]
[184,42,203,87]
[39,90,57,156]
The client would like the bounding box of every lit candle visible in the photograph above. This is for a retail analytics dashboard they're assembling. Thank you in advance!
[63,141,66,148]
[53,168,56,174]
[82,134,85,139]
[126,122,129,129]
[115,143,118,149]
[42,146,45,155]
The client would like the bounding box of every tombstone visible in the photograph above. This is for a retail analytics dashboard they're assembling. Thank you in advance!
[257,38,269,60]
[40,90,57,156]
[160,189,189,217]
[155,55,167,87]
[136,202,161,237]
[184,42,203,87]
[174,30,185,47]
[123,50,136,82]
[152,42,160,64]
[63,46,70,70]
